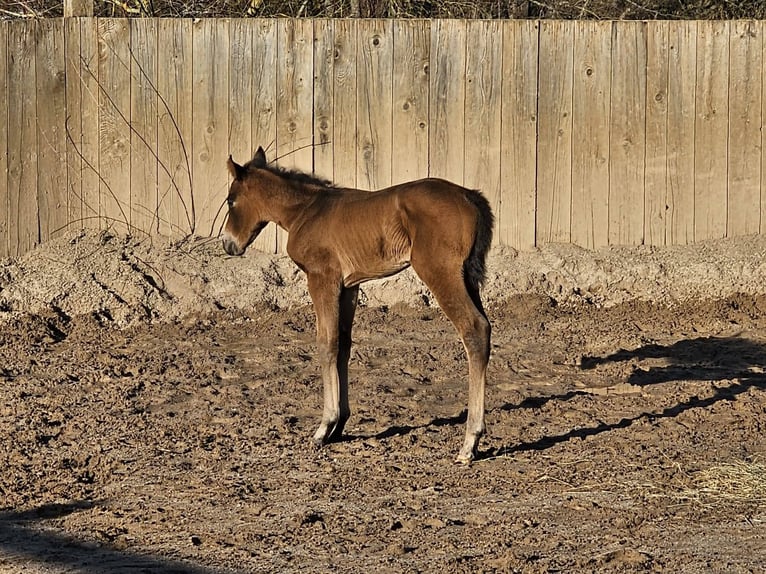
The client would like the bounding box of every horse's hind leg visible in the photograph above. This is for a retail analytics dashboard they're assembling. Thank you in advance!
[413,262,491,463]
[307,274,358,446]
[334,285,359,440]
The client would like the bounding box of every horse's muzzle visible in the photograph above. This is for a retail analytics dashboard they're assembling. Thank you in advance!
[222,237,245,256]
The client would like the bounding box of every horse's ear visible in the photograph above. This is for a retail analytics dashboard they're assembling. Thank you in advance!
[252,146,267,168]
[227,155,244,180]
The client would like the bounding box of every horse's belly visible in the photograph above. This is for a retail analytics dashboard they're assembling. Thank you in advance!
[342,260,410,287]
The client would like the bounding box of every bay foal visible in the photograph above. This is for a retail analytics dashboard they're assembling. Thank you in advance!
[222,147,493,463]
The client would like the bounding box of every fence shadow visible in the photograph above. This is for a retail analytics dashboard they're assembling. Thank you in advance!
[0,501,230,574]
[481,335,766,460]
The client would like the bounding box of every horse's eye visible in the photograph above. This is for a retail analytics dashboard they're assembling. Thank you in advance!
[226,197,235,209]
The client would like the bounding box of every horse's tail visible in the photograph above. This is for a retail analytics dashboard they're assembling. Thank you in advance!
[463,189,494,316]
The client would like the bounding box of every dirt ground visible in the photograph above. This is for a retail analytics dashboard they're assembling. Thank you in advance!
[1,230,766,573]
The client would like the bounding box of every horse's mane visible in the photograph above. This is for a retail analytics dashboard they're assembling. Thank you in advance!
[252,159,335,189]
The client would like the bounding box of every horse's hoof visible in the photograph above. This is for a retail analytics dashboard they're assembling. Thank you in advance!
[454,453,474,465]
[312,433,328,449]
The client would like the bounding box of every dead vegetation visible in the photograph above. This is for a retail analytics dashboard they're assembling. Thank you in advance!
[680,458,766,510]
[2,0,766,19]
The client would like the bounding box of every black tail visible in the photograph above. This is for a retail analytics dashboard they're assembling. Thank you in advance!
[463,189,494,316]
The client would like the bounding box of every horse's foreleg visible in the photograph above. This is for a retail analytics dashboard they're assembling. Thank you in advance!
[308,275,355,447]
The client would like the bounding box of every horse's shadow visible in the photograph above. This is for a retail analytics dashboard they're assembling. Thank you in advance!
[482,334,766,459]
[355,335,766,459]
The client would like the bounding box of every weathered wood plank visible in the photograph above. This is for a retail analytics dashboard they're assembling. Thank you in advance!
[64,0,93,17]
[276,18,313,252]
[429,19,465,185]
[192,18,229,238]
[357,19,393,191]
[666,20,696,245]
[536,20,574,244]
[763,21,766,234]
[694,20,729,241]
[500,19,538,249]
[8,20,39,256]
[228,15,255,254]
[571,21,611,249]
[276,18,313,167]
[64,18,83,229]
[332,18,357,188]
[0,21,9,257]
[609,21,647,246]
[229,18,253,164]
[98,18,132,234]
[79,17,100,230]
[645,21,669,246]
[36,19,68,244]
[130,18,158,235]
[275,17,313,167]
[464,19,503,242]
[728,20,762,237]
[392,19,430,185]
[250,18,278,253]
[157,18,193,239]
[251,19,277,155]
[313,19,334,182]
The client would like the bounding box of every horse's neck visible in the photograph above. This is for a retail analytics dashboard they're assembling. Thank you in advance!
[265,181,318,231]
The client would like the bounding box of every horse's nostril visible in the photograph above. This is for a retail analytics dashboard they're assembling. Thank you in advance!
[222,238,242,256]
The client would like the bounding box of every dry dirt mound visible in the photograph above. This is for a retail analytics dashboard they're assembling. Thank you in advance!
[3,229,766,325]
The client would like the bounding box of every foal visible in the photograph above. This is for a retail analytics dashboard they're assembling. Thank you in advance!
[222,147,493,463]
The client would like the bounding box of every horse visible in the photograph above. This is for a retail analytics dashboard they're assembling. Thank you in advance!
[222,147,494,463]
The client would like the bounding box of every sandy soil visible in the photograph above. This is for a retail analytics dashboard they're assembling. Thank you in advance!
[1,230,765,573]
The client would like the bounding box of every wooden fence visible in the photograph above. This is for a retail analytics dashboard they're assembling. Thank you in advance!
[1,18,765,258]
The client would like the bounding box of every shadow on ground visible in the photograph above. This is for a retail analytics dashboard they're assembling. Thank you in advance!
[0,502,227,574]
[483,335,766,459]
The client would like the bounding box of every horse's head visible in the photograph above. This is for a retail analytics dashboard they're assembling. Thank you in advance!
[222,147,269,256]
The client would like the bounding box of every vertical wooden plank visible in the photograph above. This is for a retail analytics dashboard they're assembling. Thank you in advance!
[666,21,696,245]
[609,21,647,246]
[8,20,38,256]
[645,21,669,246]
[0,21,9,257]
[98,18,132,234]
[392,19,430,185]
[251,19,277,253]
[429,19,465,185]
[192,18,229,238]
[501,19,538,250]
[464,19,503,242]
[64,0,93,17]
[763,21,766,233]
[571,21,611,249]
[332,18,357,188]
[36,19,68,244]
[130,18,158,235]
[536,20,573,245]
[728,20,761,237]
[276,18,313,252]
[252,19,277,155]
[157,18,193,239]
[229,18,253,170]
[357,19,393,191]
[276,18,313,169]
[694,20,729,241]
[313,19,334,181]
[65,18,83,229]
[228,19,256,248]
[79,18,100,229]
